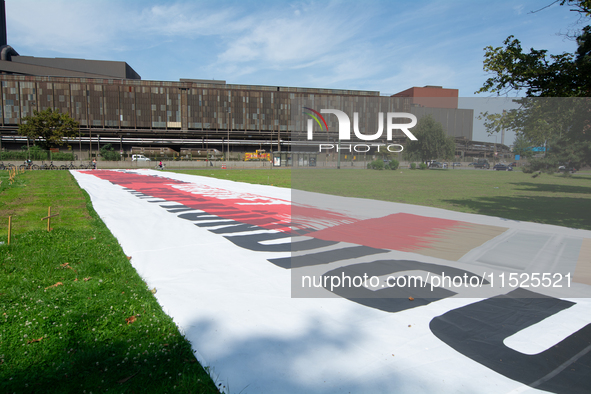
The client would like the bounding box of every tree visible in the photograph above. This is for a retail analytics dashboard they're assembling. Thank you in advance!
[18,108,79,149]
[477,0,591,167]
[404,115,455,163]
[511,133,536,160]
[99,143,120,161]
[478,1,591,97]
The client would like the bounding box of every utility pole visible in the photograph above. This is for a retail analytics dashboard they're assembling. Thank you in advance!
[501,109,506,147]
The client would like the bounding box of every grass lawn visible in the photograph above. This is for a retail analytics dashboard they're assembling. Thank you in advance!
[292,168,591,230]
[0,170,220,394]
[172,168,292,188]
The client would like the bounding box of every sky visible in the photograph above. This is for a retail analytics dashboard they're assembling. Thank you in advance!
[4,0,586,144]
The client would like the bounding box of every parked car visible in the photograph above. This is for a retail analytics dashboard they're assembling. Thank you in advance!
[429,161,447,169]
[558,164,577,173]
[132,154,151,162]
[452,162,462,167]
[493,163,513,171]
[473,160,490,169]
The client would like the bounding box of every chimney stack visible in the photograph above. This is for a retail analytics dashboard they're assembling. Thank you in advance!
[0,0,6,47]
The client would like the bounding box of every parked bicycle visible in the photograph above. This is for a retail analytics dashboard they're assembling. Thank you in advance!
[0,161,16,171]
[60,161,78,170]
[39,161,58,170]
[19,160,39,170]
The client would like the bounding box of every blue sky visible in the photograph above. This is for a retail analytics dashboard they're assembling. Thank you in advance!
[5,0,585,144]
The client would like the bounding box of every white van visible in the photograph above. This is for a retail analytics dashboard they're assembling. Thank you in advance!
[132,154,151,162]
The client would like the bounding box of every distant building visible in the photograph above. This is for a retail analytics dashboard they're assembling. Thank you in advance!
[0,0,478,158]
[0,55,141,80]
[392,86,472,140]
[391,86,459,109]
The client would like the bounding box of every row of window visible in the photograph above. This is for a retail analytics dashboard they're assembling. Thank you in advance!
[0,78,408,132]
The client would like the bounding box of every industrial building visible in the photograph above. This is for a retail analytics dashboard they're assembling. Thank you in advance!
[0,0,508,162]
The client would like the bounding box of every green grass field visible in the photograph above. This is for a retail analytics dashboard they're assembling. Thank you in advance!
[291,168,591,230]
[0,170,220,394]
[173,168,292,188]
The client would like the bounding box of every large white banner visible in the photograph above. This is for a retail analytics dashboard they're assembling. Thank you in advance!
[72,169,591,394]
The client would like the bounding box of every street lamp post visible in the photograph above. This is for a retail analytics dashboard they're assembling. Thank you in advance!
[337,137,341,169]
[97,135,100,169]
[494,135,497,166]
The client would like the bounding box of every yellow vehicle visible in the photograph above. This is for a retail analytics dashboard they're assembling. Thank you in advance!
[245,149,271,161]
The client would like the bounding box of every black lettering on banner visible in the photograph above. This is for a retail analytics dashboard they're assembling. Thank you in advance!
[429,288,591,393]
[129,192,153,199]
[320,260,487,313]
[176,204,230,211]
[195,220,239,228]
[159,204,196,213]
[269,246,389,269]
[210,223,261,234]
[224,232,338,254]
[178,212,223,221]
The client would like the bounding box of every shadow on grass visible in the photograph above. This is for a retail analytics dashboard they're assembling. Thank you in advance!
[443,195,591,230]
[509,182,591,195]
[0,329,220,394]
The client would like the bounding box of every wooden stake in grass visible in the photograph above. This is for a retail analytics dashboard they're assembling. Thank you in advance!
[7,215,11,245]
[41,206,60,232]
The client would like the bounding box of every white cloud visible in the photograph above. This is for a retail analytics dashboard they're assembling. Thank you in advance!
[7,0,121,55]
[5,0,241,57]
[216,3,371,66]
[3,0,585,97]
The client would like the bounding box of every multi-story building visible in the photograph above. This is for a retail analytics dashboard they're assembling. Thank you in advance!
[0,0,481,161]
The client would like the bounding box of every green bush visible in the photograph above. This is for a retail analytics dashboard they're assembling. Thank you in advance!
[0,146,74,161]
[369,159,385,170]
[522,158,558,174]
[387,159,399,170]
[99,143,120,161]
[51,152,76,161]
[375,160,385,170]
[419,163,428,170]
[410,162,416,169]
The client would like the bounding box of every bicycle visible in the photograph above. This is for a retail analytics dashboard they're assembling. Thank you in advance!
[0,161,15,170]
[60,161,78,170]
[19,161,39,170]
[39,161,57,170]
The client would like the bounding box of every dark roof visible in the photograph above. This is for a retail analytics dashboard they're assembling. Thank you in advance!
[0,56,140,79]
